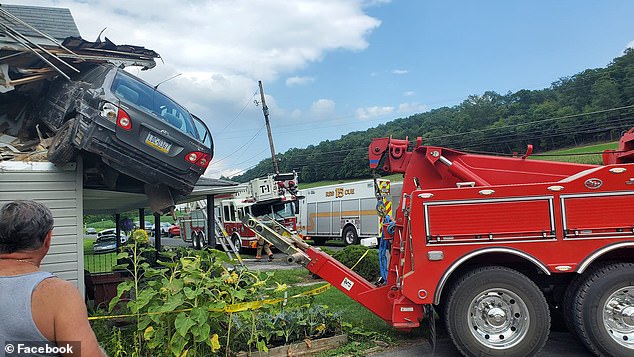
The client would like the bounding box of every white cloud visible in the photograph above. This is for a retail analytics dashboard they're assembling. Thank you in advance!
[355,105,394,120]
[403,91,415,97]
[5,0,380,124]
[392,69,408,75]
[626,40,634,52]
[290,109,303,119]
[363,0,392,6]
[286,76,316,86]
[4,0,385,174]
[398,102,428,114]
[310,99,336,117]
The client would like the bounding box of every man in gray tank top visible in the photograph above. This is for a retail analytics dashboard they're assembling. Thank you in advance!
[0,200,105,356]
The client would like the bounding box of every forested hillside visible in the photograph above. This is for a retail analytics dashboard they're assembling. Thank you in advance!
[230,49,634,183]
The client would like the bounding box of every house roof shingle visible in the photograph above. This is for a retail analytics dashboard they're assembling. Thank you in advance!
[0,4,80,41]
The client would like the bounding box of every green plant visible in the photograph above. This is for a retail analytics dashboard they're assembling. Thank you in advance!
[93,238,343,356]
[332,245,380,282]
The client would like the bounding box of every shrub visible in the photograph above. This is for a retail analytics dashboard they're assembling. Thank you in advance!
[332,245,380,282]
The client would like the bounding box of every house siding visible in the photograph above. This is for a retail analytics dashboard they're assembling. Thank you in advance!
[0,161,84,295]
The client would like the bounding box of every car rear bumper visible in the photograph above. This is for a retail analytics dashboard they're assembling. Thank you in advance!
[78,120,200,194]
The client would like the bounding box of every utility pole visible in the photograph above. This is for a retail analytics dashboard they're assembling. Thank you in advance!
[258,80,279,174]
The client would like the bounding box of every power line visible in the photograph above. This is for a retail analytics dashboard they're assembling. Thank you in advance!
[212,125,265,164]
[216,88,260,136]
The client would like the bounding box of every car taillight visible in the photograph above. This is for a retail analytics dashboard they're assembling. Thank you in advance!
[185,151,211,168]
[117,108,132,130]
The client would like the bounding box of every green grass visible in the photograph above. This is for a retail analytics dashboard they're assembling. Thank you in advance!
[269,268,312,285]
[87,220,116,231]
[312,287,397,336]
[270,267,403,338]
[531,141,618,165]
[276,272,411,355]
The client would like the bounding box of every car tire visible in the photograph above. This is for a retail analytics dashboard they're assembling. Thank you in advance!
[168,232,173,238]
[572,262,634,357]
[342,226,358,245]
[47,118,77,165]
[444,266,550,357]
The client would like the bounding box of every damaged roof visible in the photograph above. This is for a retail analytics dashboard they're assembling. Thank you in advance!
[0,3,161,94]
[0,4,81,41]
[0,4,223,214]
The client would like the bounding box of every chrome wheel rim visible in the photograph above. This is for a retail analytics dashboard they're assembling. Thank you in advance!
[469,288,530,349]
[344,230,355,244]
[603,286,634,349]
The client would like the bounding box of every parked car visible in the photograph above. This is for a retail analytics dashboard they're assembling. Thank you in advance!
[41,63,214,211]
[168,224,180,238]
[152,222,172,236]
[135,221,154,235]
[85,227,97,235]
[93,235,117,254]
[97,228,128,244]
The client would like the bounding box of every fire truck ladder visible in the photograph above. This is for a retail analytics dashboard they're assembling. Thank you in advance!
[190,201,244,265]
[212,213,244,265]
[241,214,311,265]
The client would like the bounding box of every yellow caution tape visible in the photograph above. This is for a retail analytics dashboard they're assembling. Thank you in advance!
[90,238,369,321]
[88,283,331,321]
[350,248,370,270]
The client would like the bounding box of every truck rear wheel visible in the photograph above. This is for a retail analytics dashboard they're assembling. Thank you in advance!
[47,118,77,165]
[342,226,358,245]
[231,234,242,254]
[572,262,634,357]
[444,266,550,357]
[192,231,201,250]
[562,272,585,337]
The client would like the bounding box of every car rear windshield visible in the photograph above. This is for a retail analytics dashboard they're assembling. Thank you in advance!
[111,70,201,140]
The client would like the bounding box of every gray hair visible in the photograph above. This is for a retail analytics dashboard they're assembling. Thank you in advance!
[0,200,54,254]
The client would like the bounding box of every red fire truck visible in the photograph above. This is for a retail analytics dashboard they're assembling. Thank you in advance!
[245,129,634,357]
[180,172,299,250]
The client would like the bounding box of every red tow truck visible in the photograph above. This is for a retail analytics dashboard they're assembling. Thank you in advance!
[244,129,634,357]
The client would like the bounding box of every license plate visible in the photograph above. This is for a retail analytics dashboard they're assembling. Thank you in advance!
[145,132,172,153]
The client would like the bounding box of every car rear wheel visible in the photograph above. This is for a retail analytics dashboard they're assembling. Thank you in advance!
[48,118,77,165]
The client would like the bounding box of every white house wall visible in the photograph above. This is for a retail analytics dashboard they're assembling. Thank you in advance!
[0,161,84,295]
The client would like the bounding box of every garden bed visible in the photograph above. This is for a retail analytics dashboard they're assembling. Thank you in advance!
[236,334,347,357]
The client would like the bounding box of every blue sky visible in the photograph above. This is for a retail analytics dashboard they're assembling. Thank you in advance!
[219,0,634,177]
[8,1,634,178]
